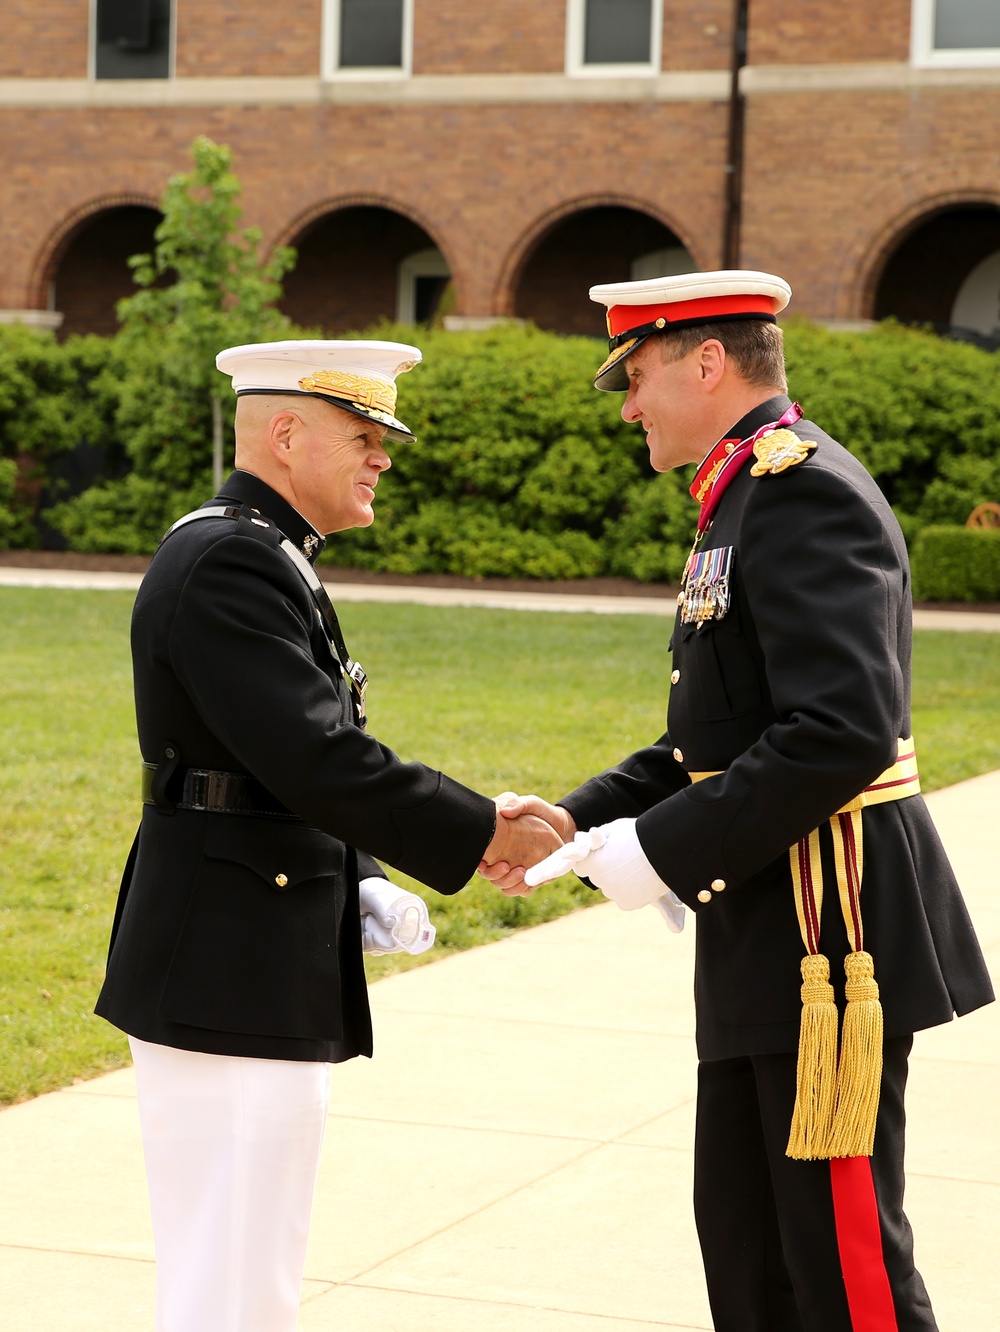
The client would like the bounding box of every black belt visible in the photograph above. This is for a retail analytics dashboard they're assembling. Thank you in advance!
[141,763,301,820]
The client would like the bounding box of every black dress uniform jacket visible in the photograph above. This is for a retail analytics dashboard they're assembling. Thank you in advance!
[561,396,993,1061]
[96,471,496,1063]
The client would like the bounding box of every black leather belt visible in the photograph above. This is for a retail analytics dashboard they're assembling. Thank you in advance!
[141,763,301,820]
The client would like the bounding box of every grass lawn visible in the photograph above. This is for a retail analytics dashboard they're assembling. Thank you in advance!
[1,586,998,1106]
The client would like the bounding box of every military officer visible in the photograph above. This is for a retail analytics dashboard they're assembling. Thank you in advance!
[96,339,558,1332]
[486,273,994,1331]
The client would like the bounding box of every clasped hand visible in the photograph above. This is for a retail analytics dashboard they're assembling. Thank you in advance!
[478,793,576,895]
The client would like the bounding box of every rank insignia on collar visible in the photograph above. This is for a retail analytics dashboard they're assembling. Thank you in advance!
[679,545,734,625]
[302,533,320,558]
[750,428,817,477]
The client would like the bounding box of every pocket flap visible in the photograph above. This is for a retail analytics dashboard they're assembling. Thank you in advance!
[203,817,345,892]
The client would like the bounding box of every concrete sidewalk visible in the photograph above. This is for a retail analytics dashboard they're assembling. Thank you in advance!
[1,773,997,1330]
[2,564,999,631]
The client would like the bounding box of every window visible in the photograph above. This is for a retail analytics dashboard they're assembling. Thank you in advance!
[630,247,696,281]
[93,0,172,80]
[324,0,413,77]
[567,0,663,76]
[912,0,1000,66]
[397,249,450,324]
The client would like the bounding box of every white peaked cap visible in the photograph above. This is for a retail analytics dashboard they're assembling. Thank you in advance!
[216,339,423,443]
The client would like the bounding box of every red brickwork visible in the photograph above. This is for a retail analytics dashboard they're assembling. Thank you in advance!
[175,0,323,78]
[2,0,999,343]
[662,0,736,72]
[738,86,1000,321]
[747,0,912,65]
[0,0,88,78]
[413,1,565,75]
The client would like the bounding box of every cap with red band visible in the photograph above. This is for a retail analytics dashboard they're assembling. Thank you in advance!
[589,270,792,391]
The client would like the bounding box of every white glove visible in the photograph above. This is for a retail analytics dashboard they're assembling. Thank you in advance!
[359,878,436,956]
[524,820,686,932]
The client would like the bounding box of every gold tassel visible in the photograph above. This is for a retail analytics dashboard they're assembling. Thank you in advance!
[828,950,883,1158]
[786,952,839,1160]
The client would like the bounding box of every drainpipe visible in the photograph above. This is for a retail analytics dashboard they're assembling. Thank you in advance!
[723,0,749,268]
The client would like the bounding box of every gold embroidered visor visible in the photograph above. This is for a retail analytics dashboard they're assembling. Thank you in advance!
[297,369,416,441]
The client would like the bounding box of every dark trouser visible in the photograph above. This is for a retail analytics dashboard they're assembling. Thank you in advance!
[694,1036,937,1332]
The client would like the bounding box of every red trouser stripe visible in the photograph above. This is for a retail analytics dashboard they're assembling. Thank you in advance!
[829,1156,898,1331]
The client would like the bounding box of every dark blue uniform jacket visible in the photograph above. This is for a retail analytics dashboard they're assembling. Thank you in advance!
[561,396,994,1060]
[96,471,495,1062]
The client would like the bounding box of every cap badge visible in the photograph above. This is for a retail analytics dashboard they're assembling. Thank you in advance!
[298,370,397,417]
[750,429,817,477]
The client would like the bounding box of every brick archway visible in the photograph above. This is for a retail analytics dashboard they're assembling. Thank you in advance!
[277,196,455,332]
[29,195,162,331]
[855,190,1000,326]
[495,195,701,332]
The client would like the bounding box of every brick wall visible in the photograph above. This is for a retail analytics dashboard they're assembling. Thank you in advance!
[747,0,912,65]
[662,0,734,72]
[739,86,1000,322]
[175,0,324,78]
[0,0,88,78]
[413,0,565,75]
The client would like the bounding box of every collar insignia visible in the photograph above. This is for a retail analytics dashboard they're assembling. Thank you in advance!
[302,533,320,559]
[750,429,817,476]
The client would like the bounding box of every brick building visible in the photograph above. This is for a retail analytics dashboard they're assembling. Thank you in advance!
[0,0,998,345]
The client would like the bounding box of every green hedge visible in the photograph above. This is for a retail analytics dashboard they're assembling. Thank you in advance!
[911,526,1000,602]
[3,318,999,592]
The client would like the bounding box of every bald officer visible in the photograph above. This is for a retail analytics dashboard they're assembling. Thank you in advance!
[487,275,994,1332]
[96,340,559,1332]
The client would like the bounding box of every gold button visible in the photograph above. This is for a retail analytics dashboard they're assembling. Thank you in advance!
[725,442,736,454]
[673,747,684,763]
[670,669,680,684]
[711,878,726,892]
[655,317,666,328]
[697,890,712,903]
[275,873,288,888]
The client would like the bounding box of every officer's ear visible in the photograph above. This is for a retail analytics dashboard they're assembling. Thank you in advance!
[696,339,726,388]
[266,409,302,467]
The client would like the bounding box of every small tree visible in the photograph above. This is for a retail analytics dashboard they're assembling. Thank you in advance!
[117,135,296,491]
[48,137,299,551]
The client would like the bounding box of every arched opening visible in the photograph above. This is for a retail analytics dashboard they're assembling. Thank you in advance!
[873,204,1000,348]
[281,205,451,332]
[512,206,694,337]
[50,205,162,339]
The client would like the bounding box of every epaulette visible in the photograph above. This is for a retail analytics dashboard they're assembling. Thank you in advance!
[749,428,817,477]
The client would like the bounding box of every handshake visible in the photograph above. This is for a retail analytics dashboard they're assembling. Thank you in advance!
[477,794,686,931]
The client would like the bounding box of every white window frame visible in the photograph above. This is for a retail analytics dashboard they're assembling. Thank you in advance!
[566,0,663,78]
[88,0,176,80]
[396,248,450,324]
[322,0,414,81]
[911,0,1000,68]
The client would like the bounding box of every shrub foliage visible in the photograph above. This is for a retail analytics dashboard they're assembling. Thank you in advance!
[911,526,1000,602]
[1,139,997,593]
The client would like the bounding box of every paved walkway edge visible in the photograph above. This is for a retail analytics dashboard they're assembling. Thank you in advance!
[1,565,999,630]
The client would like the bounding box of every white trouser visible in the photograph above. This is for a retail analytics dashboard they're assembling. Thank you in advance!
[129,1038,331,1332]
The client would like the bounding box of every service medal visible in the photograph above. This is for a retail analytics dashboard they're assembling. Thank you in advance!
[680,545,734,625]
